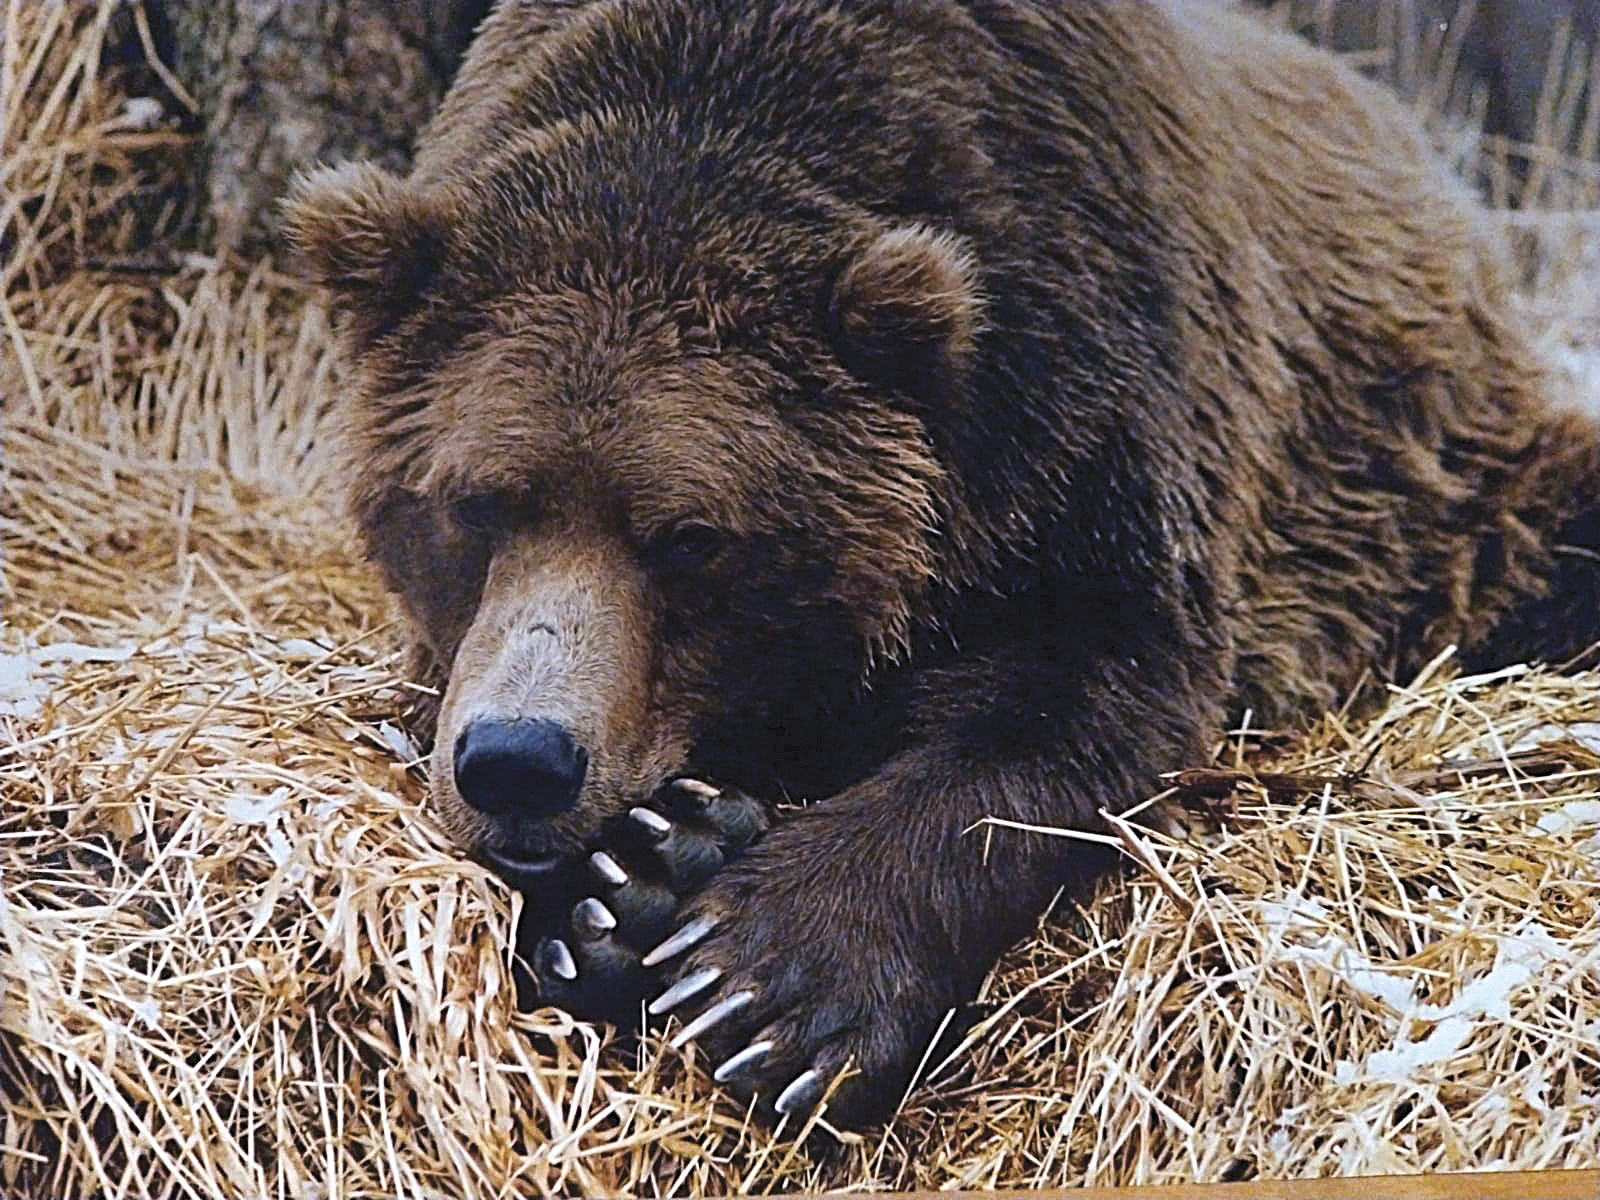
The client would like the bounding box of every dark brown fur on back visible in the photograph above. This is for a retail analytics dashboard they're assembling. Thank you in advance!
[286,0,1600,1125]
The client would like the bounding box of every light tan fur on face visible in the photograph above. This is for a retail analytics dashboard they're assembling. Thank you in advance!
[430,526,680,856]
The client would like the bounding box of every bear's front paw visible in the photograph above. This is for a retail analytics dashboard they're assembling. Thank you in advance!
[643,827,953,1128]
[524,779,770,1026]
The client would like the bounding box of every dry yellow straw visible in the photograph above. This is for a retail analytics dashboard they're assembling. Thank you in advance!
[3,3,1597,1196]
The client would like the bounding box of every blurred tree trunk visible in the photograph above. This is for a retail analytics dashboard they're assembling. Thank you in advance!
[153,0,491,254]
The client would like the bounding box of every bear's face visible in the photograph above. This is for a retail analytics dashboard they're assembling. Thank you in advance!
[286,161,982,870]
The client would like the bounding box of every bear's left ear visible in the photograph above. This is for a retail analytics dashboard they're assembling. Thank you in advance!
[826,224,983,401]
[281,161,446,346]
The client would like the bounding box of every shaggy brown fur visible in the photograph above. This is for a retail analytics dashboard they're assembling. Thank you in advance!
[285,0,1600,1126]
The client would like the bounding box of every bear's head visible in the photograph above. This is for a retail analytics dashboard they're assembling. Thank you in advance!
[284,148,984,877]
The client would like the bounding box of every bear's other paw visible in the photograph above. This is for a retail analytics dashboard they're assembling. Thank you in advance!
[522,780,772,1027]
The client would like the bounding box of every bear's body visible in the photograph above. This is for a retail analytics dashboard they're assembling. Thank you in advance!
[288,0,1600,1125]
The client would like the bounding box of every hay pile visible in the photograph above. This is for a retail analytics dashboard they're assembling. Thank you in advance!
[3,4,1598,1197]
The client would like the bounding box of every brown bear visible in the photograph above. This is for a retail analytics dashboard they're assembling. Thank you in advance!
[285,0,1600,1127]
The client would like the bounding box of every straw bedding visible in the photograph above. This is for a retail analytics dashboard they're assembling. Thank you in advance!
[3,4,1598,1196]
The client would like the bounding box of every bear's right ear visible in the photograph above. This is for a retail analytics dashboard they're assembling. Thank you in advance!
[281,162,445,345]
[825,224,983,404]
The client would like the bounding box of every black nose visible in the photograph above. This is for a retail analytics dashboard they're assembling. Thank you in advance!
[452,717,589,817]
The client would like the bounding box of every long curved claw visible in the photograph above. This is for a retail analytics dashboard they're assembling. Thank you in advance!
[773,1067,823,1117]
[669,989,753,1049]
[540,938,579,982]
[648,966,722,1015]
[713,1039,773,1083]
[588,850,628,887]
[672,778,721,801]
[571,897,617,939]
[629,805,672,839]
[642,915,717,967]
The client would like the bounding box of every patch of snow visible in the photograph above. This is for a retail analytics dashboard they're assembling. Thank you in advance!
[131,998,162,1028]
[377,720,420,763]
[311,795,346,820]
[1415,954,1531,1024]
[0,641,137,720]
[1292,936,1416,1013]
[116,97,164,130]
[1336,921,1564,1084]
[1263,891,1417,1028]
[169,617,254,654]
[1476,1092,1511,1118]
[224,786,297,867]
[1551,343,1600,421]
[1260,889,1330,940]
[1413,923,1563,1029]
[32,643,137,667]
[1350,1015,1473,1082]
[1509,722,1600,755]
[1262,893,1414,1011]
[265,827,293,867]
[223,786,290,826]
[1537,799,1600,836]
[225,668,289,701]
[277,637,335,660]
[1521,1071,1550,1115]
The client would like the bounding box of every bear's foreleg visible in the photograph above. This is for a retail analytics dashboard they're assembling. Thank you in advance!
[631,641,1218,1126]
